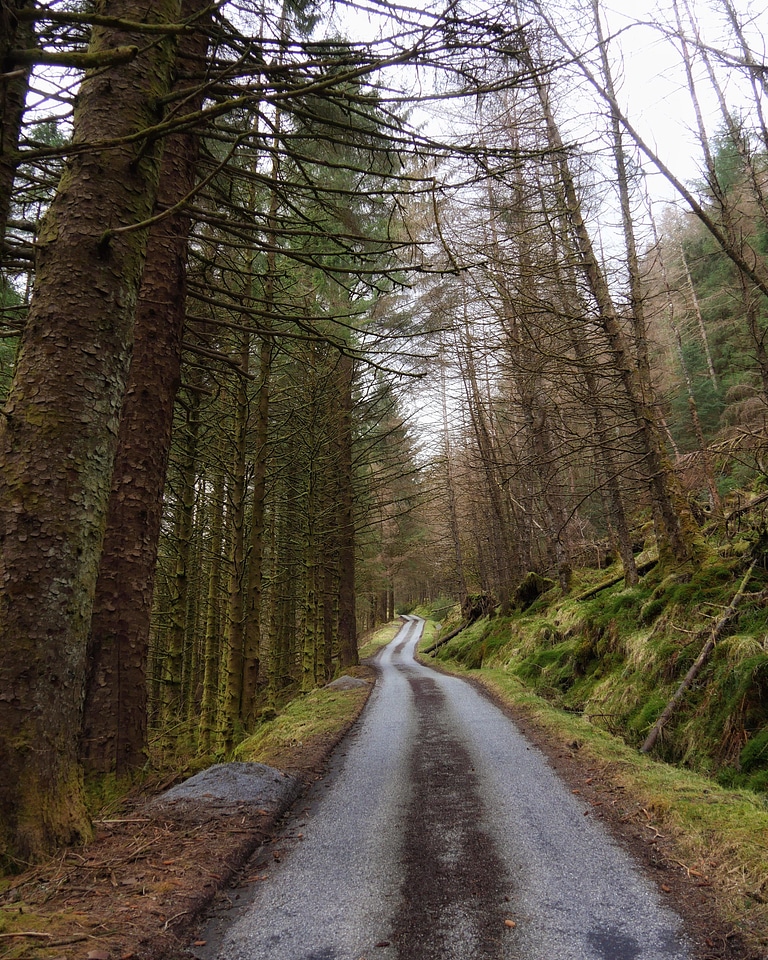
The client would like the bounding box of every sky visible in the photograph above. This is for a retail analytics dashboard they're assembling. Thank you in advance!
[597,0,767,201]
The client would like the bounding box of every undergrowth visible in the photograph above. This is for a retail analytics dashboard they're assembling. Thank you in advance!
[422,551,768,794]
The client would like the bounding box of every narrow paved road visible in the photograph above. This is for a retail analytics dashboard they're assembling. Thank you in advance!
[196,616,691,960]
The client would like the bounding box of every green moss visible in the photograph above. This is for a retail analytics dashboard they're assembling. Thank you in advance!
[235,683,368,768]
[83,772,131,818]
[0,899,99,958]
[425,551,768,795]
[640,596,667,624]
[741,728,768,773]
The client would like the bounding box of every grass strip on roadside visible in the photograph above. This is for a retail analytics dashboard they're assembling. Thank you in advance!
[236,621,400,770]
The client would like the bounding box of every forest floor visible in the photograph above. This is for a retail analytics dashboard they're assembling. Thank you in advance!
[0,661,763,960]
[0,672,375,960]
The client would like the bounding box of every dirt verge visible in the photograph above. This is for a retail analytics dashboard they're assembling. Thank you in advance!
[0,674,374,960]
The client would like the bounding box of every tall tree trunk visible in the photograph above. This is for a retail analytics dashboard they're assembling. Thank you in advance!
[439,340,468,601]
[336,351,358,668]
[302,453,319,692]
[322,554,338,680]
[182,494,205,720]
[220,342,249,750]
[242,336,271,724]
[0,0,34,250]
[534,64,697,565]
[485,157,573,592]
[539,149,639,585]
[457,312,517,604]
[0,0,180,866]
[199,460,225,750]
[162,391,200,720]
[241,135,280,722]
[267,486,295,695]
[81,3,210,775]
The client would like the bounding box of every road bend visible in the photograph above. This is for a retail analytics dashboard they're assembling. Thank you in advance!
[195,615,691,960]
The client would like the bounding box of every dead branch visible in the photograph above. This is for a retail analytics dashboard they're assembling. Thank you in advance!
[640,559,757,755]
[422,621,470,655]
[0,932,53,939]
[575,555,658,601]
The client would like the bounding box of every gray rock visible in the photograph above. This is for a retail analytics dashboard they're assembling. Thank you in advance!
[152,762,301,818]
[324,675,370,690]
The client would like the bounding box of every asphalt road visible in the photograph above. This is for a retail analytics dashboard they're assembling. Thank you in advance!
[194,615,691,960]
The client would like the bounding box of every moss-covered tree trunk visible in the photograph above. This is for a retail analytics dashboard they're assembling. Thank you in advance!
[80,2,210,775]
[243,336,272,724]
[336,351,358,668]
[322,553,338,680]
[0,0,181,866]
[267,481,297,695]
[220,341,249,750]
[162,389,200,720]
[198,456,225,750]
[302,460,319,693]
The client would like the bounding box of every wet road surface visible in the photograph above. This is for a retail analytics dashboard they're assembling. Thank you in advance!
[193,615,691,960]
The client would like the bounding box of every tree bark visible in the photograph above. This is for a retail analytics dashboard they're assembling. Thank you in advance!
[456,310,518,606]
[302,445,319,692]
[242,336,271,724]
[336,351,358,668]
[162,390,200,721]
[198,458,225,750]
[80,1,210,775]
[439,342,468,601]
[220,341,249,749]
[0,0,181,865]
[536,164,639,586]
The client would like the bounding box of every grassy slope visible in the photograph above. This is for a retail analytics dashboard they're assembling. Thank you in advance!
[415,553,768,952]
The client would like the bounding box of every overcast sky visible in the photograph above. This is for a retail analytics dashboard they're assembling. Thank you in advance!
[601,0,767,199]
